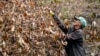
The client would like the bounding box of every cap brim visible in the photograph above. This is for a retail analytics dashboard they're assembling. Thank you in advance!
[74,16,80,20]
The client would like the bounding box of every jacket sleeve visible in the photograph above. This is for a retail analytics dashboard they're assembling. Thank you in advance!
[52,15,68,34]
[66,30,84,42]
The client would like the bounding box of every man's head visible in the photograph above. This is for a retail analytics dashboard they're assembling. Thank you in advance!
[73,16,87,29]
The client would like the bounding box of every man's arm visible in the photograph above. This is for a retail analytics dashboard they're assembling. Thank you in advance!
[66,30,84,42]
[52,15,68,34]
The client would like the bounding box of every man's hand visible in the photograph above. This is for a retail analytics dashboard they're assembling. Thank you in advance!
[49,10,55,16]
[61,40,68,46]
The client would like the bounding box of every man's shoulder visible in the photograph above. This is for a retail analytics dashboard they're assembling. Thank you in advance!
[75,29,84,35]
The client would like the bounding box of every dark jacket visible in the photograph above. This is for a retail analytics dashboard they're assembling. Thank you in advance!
[52,15,86,56]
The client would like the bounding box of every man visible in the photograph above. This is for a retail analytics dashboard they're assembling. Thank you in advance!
[50,10,87,56]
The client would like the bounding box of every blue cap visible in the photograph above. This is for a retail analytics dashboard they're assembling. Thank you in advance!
[75,16,87,28]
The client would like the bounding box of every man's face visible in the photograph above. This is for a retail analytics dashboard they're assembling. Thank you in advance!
[73,19,81,29]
